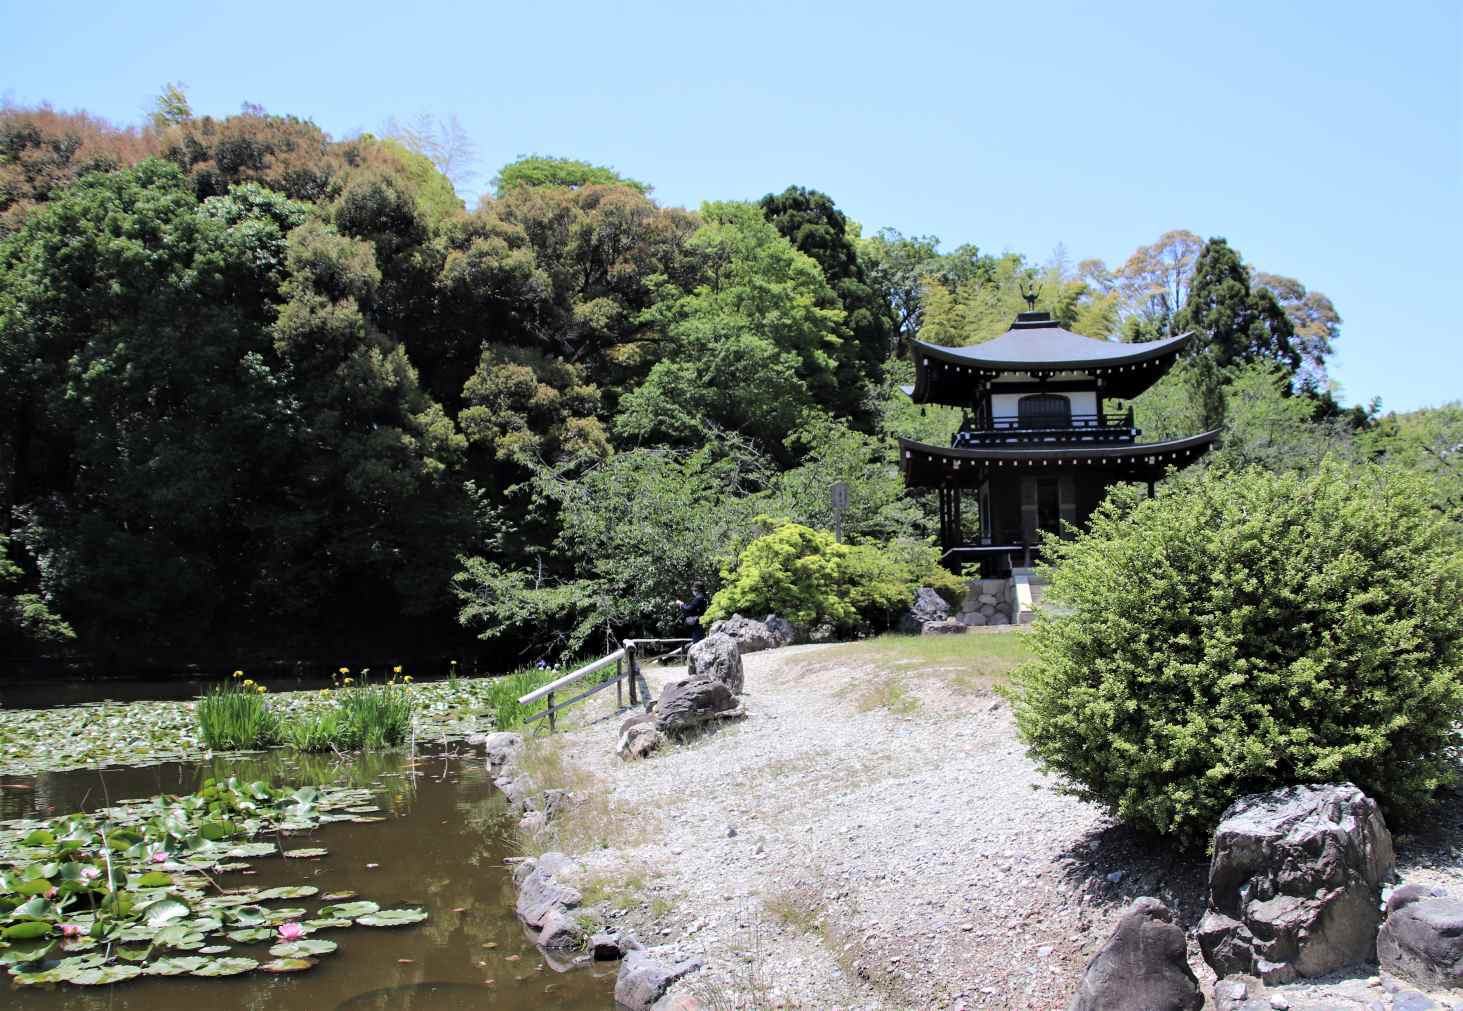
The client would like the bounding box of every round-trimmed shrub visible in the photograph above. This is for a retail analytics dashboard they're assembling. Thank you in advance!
[1011,460,1463,846]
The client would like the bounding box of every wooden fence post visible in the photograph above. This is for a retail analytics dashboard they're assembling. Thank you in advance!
[547,691,555,733]
[627,643,638,706]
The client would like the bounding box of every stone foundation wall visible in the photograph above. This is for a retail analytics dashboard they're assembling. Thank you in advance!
[955,578,1015,627]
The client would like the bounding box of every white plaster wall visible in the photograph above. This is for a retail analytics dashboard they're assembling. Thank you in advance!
[990,390,1097,420]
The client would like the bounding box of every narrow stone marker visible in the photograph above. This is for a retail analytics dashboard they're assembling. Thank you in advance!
[1068,896,1203,1011]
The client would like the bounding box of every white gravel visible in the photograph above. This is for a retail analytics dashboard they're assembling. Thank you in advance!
[542,642,1463,1010]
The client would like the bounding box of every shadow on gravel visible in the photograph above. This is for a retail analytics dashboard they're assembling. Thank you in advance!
[1053,819,1211,927]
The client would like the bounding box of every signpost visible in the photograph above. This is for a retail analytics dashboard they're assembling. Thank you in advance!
[830,481,849,543]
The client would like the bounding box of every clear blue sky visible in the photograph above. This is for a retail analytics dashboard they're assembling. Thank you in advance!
[4,0,1459,412]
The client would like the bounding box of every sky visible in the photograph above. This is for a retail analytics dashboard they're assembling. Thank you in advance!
[3,0,1459,413]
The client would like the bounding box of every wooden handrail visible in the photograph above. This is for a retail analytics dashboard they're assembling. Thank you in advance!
[517,639,691,731]
[517,649,625,705]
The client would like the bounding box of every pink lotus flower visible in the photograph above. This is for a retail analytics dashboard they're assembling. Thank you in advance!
[277,922,304,941]
[60,924,84,938]
[80,866,101,882]
[150,851,167,864]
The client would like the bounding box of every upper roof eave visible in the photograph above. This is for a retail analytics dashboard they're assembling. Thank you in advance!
[910,330,1191,372]
[897,429,1220,462]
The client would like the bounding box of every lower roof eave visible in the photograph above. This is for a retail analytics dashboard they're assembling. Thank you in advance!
[898,430,1220,487]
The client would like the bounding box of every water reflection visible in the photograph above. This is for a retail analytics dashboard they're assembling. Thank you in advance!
[2,744,614,1009]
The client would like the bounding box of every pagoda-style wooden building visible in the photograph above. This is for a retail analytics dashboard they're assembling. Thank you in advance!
[900,310,1218,575]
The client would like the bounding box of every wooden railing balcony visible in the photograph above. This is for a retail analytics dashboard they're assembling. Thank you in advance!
[953,410,1138,448]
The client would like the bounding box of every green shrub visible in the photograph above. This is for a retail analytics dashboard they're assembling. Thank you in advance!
[704,518,951,631]
[1011,460,1463,846]
[197,677,279,750]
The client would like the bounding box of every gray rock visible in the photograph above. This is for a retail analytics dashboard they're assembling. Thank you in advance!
[1379,890,1463,990]
[654,676,737,733]
[589,928,641,961]
[515,851,582,929]
[706,614,776,654]
[1197,783,1395,984]
[897,586,950,634]
[1213,974,1271,1011]
[537,907,586,950]
[807,623,837,643]
[763,614,796,647]
[921,619,969,635]
[481,731,523,773]
[618,720,664,760]
[1069,897,1203,1011]
[686,633,744,694]
[518,810,547,834]
[1394,993,1443,1011]
[614,950,703,1010]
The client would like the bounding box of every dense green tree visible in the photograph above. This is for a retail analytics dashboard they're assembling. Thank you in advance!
[1172,237,1301,377]
[492,155,648,196]
[858,229,945,355]
[0,533,73,649]
[759,186,896,422]
[160,106,346,203]
[1364,404,1463,523]
[615,201,846,457]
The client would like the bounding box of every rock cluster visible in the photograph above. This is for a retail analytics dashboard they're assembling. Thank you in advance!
[706,613,797,652]
[615,949,704,1010]
[921,619,969,635]
[651,633,747,736]
[1197,783,1394,984]
[514,852,585,950]
[897,586,950,634]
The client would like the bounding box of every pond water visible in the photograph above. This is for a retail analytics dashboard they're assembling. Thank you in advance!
[1,744,615,1010]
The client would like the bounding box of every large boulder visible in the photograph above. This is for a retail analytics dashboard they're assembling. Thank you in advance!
[1068,897,1203,1011]
[1378,884,1463,990]
[686,632,744,693]
[897,586,950,634]
[614,950,703,1010]
[707,614,776,654]
[1197,783,1395,984]
[515,852,582,929]
[617,714,664,761]
[763,614,796,647]
[654,676,737,733]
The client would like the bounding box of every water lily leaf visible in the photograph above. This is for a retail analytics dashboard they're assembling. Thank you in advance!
[143,956,209,976]
[116,946,151,962]
[317,900,379,920]
[54,953,109,971]
[343,806,380,814]
[11,896,55,920]
[135,871,172,888]
[21,830,55,846]
[320,890,357,901]
[143,898,191,926]
[225,928,274,943]
[264,907,307,924]
[200,945,231,955]
[282,847,327,859]
[269,938,336,958]
[190,956,258,977]
[223,842,276,858]
[61,963,143,985]
[0,941,54,965]
[259,957,315,973]
[350,816,386,824]
[303,917,352,931]
[151,926,206,950]
[3,921,53,941]
[356,908,429,927]
[198,821,235,841]
[15,878,56,896]
[254,885,318,900]
[11,967,63,985]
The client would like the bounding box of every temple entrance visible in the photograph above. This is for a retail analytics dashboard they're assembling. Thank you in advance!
[1035,477,1061,534]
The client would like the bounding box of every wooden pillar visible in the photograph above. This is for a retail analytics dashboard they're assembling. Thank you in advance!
[952,485,962,547]
[1147,479,1156,499]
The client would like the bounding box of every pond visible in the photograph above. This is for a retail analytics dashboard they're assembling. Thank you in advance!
[1,743,615,1010]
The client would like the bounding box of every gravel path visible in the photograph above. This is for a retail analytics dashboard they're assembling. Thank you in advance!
[547,642,1463,1010]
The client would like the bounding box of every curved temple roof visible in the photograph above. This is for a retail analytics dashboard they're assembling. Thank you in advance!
[898,430,1220,488]
[909,312,1191,403]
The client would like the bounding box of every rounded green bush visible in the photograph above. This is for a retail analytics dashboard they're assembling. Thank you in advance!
[1012,460,1463,846]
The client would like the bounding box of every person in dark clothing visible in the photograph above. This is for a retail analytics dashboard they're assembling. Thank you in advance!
[676,581,709,644]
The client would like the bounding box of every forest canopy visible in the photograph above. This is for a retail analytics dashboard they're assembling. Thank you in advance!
[0,92,1440,671]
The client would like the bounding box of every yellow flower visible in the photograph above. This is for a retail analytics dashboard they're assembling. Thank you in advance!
[343,677,354,685]
[403,675,413,683]
[242,679,255,687]
[392,665,402,675]
[339,667,349,675]
[255,685,266,694]
[232,670,243,678]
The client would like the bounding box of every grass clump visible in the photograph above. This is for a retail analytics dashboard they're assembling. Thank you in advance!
[335,677,413,748]
[197,674,279,750]
[485,668,558,730]
[278,707,343,752]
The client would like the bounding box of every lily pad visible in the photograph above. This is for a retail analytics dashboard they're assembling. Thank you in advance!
[259,957,316,973]
[200,945,231,954]
[143,898,192,926]
[356,908,429,927]
[318,900,379,919]
[304,917,353,931]
[143,956,209,976]
[226,928,275,943]
[61,963,143,986]
[282,847,327,859]
[255,885,319,900]
[320,890,357,901]
[224,842,277,858]
[269,938,337,958]
[190,956,259,977]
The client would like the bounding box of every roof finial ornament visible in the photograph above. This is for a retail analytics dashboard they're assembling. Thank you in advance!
[1020,281,1041,311]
